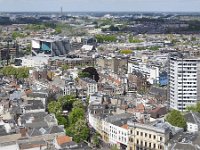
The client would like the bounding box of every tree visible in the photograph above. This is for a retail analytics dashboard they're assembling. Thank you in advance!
[56,113,69,127]
[110,145,119,150]
[68,108,85,125]
[0,66,29,79]
[16,67,29,79]
[109,25,119,31]
[78,71,90,78]
[48,101,62,115]
[149,46,161,51]
[26,43,32,54]
[129,35,143,43]
[73,100,85,109]
[61,64,69,73]
[91,133,100,148]
[95,34,117,43]
[186,102,200,113]
[81,67,99,82]
[55,27,62,34]
[166,110,187,129]
[66,119,90,143]
[59,95,77,111]
[120,49,133,54]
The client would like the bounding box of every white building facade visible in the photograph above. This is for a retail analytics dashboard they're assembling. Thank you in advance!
[169,55,200,111]
[128,61,159,84]
[109,123,128,146]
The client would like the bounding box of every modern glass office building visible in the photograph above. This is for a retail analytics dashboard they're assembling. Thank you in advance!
[31,38,71,56]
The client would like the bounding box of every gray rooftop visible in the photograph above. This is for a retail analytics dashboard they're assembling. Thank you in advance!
[80,77,97,84]
[105,113,133,123]
[184,112,200,124]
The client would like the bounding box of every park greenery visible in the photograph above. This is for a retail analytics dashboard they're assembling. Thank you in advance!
[25,23,62,34]
[61,64,69,74]
[186,102,200,113]
[12,31,26,40]
[91,132,100,148]
[95,34,117,43]
[0,66,29,79]
[148,46,161,51]
[78,71,90,78]
[78,67,100,82]
[48,95,90,143]
[129,36,143,43]
[25,24,47,31]
[120,49,133,54]
[166,110,187,129]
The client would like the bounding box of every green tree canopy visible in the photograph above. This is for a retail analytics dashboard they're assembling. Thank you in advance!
[48,101,62,115]
[78,71,90,78]
[166,110,187,129]
[68,108,85,125]
[120,49,133,54]
[129,35,143,43]
[149,46,161,51]
[12,31,26,40]
[91,132,100,148]
[66,119,90,143]
[80,67,99,82]
[0,66,29,79]
[56,113,69,128]
[95,34,117,43]
[61,64,69,71]
[58,95,77,111]
[73,100,85,109]
[186,102,200,113]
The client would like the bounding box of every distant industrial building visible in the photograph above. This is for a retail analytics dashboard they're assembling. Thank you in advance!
[48,56,94,68]
[31,37,71,56]
[14,54,49,67]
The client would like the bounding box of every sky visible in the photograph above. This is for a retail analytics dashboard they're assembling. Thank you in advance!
[0,0,199,12]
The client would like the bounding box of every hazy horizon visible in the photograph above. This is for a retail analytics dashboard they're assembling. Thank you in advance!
[0,0,199,13]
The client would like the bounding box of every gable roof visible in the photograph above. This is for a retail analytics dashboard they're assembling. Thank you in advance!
[56,135,72,145]
[48,125,64,134]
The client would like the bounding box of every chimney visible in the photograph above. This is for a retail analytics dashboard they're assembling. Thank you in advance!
[19,128,27,137]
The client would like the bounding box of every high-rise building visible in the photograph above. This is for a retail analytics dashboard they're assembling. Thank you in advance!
[169,53,200,111]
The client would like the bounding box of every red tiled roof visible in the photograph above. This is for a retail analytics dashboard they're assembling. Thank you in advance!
[135,103,145,112]
[56,135,72,145]
[121,124,128,129]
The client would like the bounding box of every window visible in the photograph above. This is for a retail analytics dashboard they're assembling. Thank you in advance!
[149,143,151,148]
[137,139,139,144]
[129,147,133,150]
[145,133,147,137]
[130,130,133,134]
[149,134,151,138]
[140,132,143,136]
[154,144,156,149]
[160,137,162,141]
[130,138,133,142]
[154,135,156,139]
[137,131,139,135]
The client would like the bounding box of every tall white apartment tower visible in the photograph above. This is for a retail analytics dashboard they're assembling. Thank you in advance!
[169,53,200,111]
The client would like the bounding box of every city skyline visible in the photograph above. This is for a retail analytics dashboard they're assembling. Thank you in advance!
[0,0,200,12]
